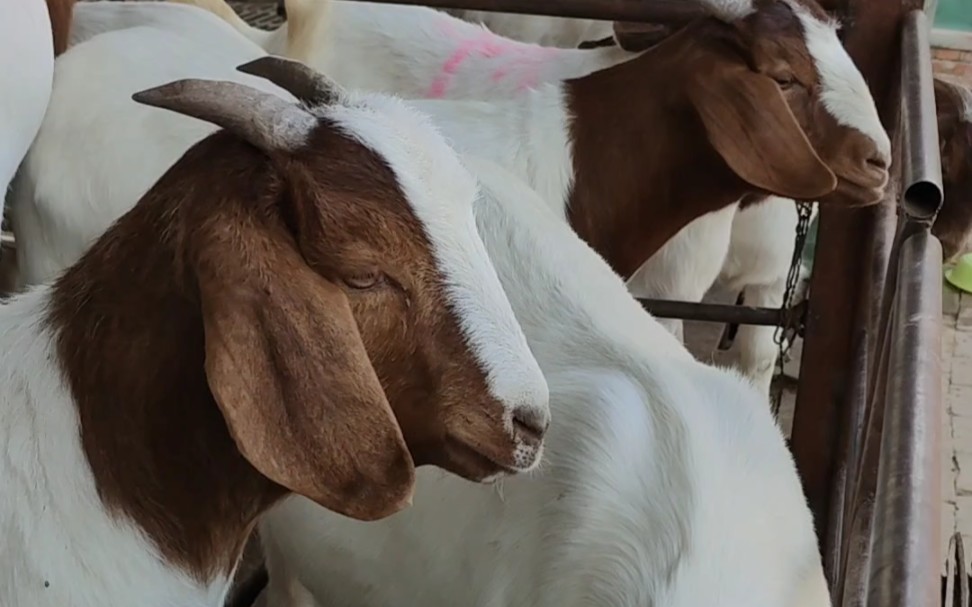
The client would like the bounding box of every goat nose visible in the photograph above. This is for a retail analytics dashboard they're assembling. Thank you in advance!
[512,406,549,446]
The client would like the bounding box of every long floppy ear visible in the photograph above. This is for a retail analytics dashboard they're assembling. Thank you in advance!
[687,65,838,200]
[195,221,415,521]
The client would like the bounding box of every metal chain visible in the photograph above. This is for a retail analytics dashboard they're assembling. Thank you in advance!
[771,201,814,415]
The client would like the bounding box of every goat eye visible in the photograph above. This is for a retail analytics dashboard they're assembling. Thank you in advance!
[343,271,384,290]
[773,75,796,89]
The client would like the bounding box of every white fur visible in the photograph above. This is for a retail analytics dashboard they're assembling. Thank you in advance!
[258,154,831,607]
[0,288,235,607]
[1,0,54,209]
[175,0,631,99]
[443,10,613,48]
[626,198,811,397]
[716,198,813,396]
[784,0,891,160]
[11,17,271,285]
[626,205,738,342]
[323,95,550,437]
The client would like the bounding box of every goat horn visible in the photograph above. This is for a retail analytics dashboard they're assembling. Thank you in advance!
[236,56,343,107]
[132,78,317,152]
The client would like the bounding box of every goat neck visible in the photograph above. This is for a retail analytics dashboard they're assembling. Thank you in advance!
[564,40,750,279]
[46,137,291,584]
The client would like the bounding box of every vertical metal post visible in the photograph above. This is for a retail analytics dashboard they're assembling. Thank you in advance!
[789,0,913,584]
[867,231,943,607]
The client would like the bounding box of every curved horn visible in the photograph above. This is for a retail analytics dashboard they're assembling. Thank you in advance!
[236,56,344,107]
[132,78,317,152]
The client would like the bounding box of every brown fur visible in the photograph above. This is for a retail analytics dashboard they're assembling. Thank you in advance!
[564,2,888,278]
[44,0,75,55]
[44,115,519,579]
[934,77,972,261]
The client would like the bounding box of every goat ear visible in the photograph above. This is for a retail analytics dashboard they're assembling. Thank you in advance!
[687,66,837,200]
[196,222,415,521]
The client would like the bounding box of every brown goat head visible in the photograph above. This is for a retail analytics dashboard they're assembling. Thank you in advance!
[698,1,891,205]
[47,60,548,576]
[935,77,972,261]
[606,0,890,205]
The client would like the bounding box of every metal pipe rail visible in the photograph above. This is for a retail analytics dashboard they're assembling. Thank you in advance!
[867,230,943,607]
[862,10,943,607]
[351,0,707,23]
[637,298,805,328]
[823,7,944,607]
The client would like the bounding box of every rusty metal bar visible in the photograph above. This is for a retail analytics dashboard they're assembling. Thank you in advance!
[835,8,944,605]
[866,230,942,607]
[899,9,944,220]
[790,0,910,575]
[636,298,799,327]
[345,0,708,22]
[859,10,944,606]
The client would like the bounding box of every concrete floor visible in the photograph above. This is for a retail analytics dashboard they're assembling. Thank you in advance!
[941,285,972,566]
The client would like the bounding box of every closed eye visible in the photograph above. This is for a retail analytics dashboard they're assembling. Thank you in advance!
[343,271,385,290]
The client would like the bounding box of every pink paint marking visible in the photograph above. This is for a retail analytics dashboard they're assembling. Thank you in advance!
[426,27,561,97]
[490,66,510,83]
[427,36,479,98]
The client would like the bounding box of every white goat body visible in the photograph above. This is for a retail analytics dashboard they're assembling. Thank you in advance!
[715,198,812,395]
[12,4,271,285]
[441,9,614,48]
[14,1,596,285]
[179,0,630,99]
[2,0,54,209]
[626,198,807,396]
[259,153,831,607]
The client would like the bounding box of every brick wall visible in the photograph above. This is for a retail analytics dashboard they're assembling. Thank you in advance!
[934,47,972,85]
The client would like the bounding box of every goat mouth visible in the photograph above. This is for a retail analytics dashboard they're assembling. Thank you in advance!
[824,174,889,206]
[443,436,520,481]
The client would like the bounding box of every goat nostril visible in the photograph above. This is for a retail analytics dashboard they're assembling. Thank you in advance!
[512,408,548,445]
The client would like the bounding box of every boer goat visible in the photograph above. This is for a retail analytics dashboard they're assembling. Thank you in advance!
[936,76,972,261]
[0,57,549,607]
[233,63,830,603]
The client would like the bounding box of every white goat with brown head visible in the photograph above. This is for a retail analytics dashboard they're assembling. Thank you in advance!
[0,57,549,607]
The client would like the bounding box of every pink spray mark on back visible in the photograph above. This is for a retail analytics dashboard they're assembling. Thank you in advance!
[426,19,559,98]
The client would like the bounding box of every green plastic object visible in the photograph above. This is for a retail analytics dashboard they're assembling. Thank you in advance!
[945,253,972,294]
